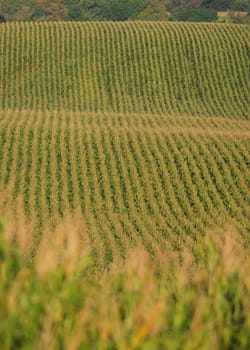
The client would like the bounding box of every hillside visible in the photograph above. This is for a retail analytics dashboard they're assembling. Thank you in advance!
[0,22,249,118]
[0,21,250,253]
[0,21,249,348]
[0,108,249,262]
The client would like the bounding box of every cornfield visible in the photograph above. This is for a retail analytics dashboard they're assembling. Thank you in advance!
[0,22,249,117]
[0,110,249,264]
[0,21,249,349]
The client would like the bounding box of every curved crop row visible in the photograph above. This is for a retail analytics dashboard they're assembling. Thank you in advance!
[0,22,249,118]
[0,110,249,263]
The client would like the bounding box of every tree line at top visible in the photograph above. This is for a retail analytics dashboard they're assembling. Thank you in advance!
[0,0,249,23]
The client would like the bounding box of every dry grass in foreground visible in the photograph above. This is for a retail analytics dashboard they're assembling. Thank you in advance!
[0,216,249,350]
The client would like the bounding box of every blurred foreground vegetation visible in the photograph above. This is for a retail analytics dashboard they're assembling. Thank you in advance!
[0,216,249,349]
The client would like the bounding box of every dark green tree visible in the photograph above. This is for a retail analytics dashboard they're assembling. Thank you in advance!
[100,0,147,20]
[170,7,217,20]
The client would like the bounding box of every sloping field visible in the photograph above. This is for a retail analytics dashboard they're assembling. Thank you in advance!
[0,22,250,259]
[0,21,250,349]
[0,110,249,264]
[0,22,249,117]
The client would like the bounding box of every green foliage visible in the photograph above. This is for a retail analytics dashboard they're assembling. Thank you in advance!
[0,221,249,349]
[0,0,20,15]
[137,0,171,20]
[170,7,217,21]
[39,1,68,21]
[202,0,250,13]
[1,0,249,22]
[100,0,147,20]
[0,0,24,21]
[66,0,104,21]
[232,0,250,12]
[0,0,69,21]
[30,5,46,19]
[67,3,84,20]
